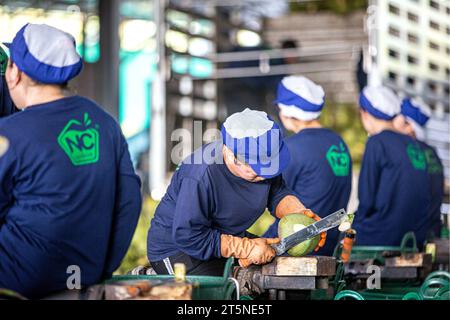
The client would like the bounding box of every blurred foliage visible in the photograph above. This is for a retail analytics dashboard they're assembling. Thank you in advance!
[290,0,368,14]
[116,197,157,274]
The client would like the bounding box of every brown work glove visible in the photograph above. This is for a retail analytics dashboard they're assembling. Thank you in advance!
[220,235,279,267]
[298,209,327,252]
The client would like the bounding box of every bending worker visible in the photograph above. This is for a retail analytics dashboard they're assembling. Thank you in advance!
[0,24,142,298]
[263,76,352,256]
[0,45,16,116]
[147,108,327,275]
[353,86,430,247]
[393,98,444,238]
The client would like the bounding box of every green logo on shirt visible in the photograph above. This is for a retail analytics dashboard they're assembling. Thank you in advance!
[326,143,350,176]
[424,148,442,174]
[0,46,8,76]
[406,143,426,170]
[57,113,99,166]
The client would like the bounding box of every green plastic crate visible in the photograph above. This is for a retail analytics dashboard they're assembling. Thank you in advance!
[348,232,418,263]
[107,258,238,300]
[334,271,450,300]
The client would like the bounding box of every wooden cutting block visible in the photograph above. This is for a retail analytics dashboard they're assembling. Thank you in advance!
[262,256,336,276]
[384,253,432,268]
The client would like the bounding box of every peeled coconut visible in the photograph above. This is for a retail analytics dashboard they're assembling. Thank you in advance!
[278,214,320,257]
[338,213,354,232]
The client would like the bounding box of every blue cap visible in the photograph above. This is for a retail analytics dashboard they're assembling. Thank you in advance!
[401,98,430,127]
[359,86,400,120]
[6,23,82,84]
[274,76,325,121]
[221,108,290,179]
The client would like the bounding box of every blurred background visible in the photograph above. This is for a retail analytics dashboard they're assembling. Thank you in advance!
[0,0,449,273]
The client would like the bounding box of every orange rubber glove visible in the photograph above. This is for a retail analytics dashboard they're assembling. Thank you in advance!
[299,209,327,252]
[220,235,279,267]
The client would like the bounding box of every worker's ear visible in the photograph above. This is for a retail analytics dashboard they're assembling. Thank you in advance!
[359,109,369,121]
[5,61,21,90]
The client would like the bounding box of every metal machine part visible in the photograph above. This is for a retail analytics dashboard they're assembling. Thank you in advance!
[234,256,337,300]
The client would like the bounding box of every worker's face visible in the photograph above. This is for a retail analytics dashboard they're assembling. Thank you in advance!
[223,146,265,182]
[393,115,415,138]
[5,61,26,109]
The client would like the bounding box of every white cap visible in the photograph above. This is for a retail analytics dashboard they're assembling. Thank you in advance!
[359,86,400,120]
[275,76,325,121]
[401,97,432,140]
[7,23,82,84]
[221,108,290,178]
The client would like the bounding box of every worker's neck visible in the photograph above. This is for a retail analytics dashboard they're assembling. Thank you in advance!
[292,119,322,133]
[23,86,65,109]
[369,119,396,136]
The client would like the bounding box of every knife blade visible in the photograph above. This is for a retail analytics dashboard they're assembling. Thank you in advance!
[272,208,348,255]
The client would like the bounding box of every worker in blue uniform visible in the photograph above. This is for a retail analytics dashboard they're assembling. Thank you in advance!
[0,24,142,298]
[263,76,352,256]
[147,108,327,275]
[353,86,431,247]
[0,45,16,116]
[393,98,444,238]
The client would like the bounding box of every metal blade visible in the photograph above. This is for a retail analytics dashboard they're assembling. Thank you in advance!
[272,208,348,255]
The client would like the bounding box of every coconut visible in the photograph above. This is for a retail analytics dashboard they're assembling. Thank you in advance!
[278,214,320,257]
[338,213,354,232]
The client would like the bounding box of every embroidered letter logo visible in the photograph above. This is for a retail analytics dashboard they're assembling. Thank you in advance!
[326,143,350,176]
[58,113,99,166]
[406,143,426,170]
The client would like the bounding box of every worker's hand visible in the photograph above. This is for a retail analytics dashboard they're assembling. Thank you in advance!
[220,235,279,267]
[275,195,304,219]
[243,238,279,266]
[299,209,327,252]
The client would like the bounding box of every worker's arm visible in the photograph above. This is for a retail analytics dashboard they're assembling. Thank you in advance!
[267,175,298,216]
[0,132,16,223]
[429,147,445,237]
[171,177,278,265]
[171,177,222,260]
[267,175,319,219]
[103,134,142,277]
[356,138,381,220]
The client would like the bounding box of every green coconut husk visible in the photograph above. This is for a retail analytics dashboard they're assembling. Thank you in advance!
[278,214,320,257]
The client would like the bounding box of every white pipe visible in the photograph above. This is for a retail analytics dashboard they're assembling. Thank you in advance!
[149,0,167,199]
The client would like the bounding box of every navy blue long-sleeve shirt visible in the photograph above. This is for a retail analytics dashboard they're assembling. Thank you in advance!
[0,76,16,117]
[147,141,293,262]
[0,96,141,298]
[419,140,444,238]
[263,128,352,255]
[353,130,430,247]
